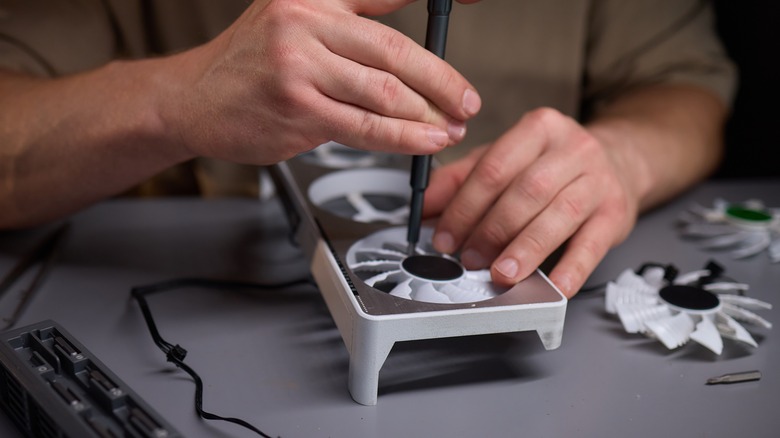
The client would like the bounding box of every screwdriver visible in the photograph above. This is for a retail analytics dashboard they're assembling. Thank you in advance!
[407,0,453,255]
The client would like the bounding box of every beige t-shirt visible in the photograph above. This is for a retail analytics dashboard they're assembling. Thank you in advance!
[0,0,735,195]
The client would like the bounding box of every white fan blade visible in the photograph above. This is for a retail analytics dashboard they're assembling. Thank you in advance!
[698,231,751,249]
[687,202,724,222]
[347,192,379,219]
[349,259,401,272]
[716,313,758,348]
[363,269,403,287]
[717,294,772,311]
[730,232,771,259]
[439,283,487,303]
[640,266,666,289]
[457,278,501,296]
[615,303,672,334]
[743,199,767,210]
[605,282,657,315]
[348,192,406,224]
[645,313,695,350]
[412,282,452,304]
[673,269,710,285]
[615,269,658,295]
[313,142,377,168]
[382,241,420,255]
[703,282,749,294]
[769,238,780,262]
[722,303,772,329]
[690,316,723,355]
[389,278,413,299]
[712,198,729,214]
[352,248,406,262]
[463,269,492,282]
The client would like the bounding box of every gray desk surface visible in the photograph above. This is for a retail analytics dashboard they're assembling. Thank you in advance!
[1,179,778,437]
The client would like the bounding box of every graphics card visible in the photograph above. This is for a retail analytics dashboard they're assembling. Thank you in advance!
[270,143,567,405]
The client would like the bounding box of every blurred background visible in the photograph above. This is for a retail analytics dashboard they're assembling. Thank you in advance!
[712,1,780,179]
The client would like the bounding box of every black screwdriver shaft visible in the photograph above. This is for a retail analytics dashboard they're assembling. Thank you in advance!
[407,0,452,255]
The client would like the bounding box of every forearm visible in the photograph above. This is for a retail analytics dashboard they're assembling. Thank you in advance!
[586,84,727,212]
[0,61,192,229]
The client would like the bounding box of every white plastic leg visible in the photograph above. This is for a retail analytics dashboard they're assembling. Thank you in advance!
[537,328,564,350]
[347,335,395,406]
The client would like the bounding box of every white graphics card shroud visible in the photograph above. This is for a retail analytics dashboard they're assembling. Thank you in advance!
[270,144,567,405]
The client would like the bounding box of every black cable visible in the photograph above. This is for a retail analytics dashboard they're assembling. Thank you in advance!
[131,277,315,438]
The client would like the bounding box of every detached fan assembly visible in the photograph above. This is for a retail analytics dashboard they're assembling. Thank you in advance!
[270,143,567,405]
[679,198,780,262]
[605,261,772,354]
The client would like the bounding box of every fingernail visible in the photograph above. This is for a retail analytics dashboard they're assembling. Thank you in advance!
[447,121,466,142]
[427,128,449,148]
[433,231,455,253]
[461,249,488,269]
[554,275,572,297]
[494,257,519,279]
[462,89,481,117]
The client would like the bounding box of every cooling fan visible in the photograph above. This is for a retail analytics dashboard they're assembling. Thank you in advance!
[301,141,381,168]
[679,198,780,262]
[307,168,410,225]
[605,261,772,354]
[346,226,507,304]
[300,141,406,170]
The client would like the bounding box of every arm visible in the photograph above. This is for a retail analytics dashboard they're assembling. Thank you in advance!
[0,63,189,229]
[586,84,726,212]
[424,83,726,297]
[0,0,482,229]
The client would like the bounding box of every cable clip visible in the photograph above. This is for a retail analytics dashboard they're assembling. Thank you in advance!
[166,345,187,362]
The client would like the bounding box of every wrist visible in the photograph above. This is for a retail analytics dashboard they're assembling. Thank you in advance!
[586,119,654,211]
[85,59,194,170]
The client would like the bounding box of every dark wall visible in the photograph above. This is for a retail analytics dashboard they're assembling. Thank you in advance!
[712,2,780,179]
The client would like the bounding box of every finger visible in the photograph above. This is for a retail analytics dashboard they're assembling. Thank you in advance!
[430,113,550,255]
[319,14,481,122]
[343,0,483,15]
[314,48,466,142]
[458,145,591,269]
[340,0,417,16]
[423,147,486,218]
[310,92,452,154]
[486,173,603,285]
[546,213,617,298]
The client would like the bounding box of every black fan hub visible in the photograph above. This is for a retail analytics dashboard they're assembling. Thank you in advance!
[402,255,464,282]
[659,284,720,311]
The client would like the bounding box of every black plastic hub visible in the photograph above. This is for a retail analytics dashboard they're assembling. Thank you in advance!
[659,284,720,311]
[402,255,464,281]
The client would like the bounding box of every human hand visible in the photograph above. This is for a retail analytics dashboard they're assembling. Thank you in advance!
[158,0,481,165]
[423,108,643,298]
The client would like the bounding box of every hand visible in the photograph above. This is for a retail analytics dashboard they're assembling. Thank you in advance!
[423,107,642,298]
[158,0,481,165]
